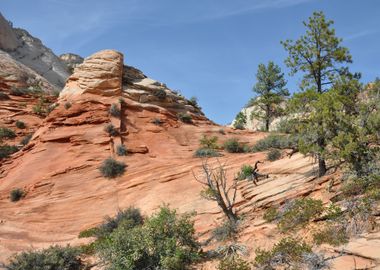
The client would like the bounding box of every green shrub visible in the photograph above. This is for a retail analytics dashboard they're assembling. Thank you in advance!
[236,164,254,180]
[263,207,279,222]
[0,145,19,159]
[178,112,193,123]
[6,245,84,270]
[233,112,247,129]
[64,102,72,109]
[254,237,312,269]
[21,134,33,146]
[223,138,244,153]
[313,224,349,247]
[153,89,167,100]
[252,134,297,152]
[277,198,324,232]
[189,96,201,110]
[99,158,126,179]
[116,144,127,156]
[104,123,119,136]
[194,148,221,158]
[15,120,26,129]
[97,206,200,270]
[80,207,143,239]
[0,92,10,100]
[200,135,219,149]
[9,88,28,96]
[0,127,16,139]
[109,104,121,118]
[10,188,25,202]
[212,220,238,242]
[217,256,251,270]
[218,129,226,135]
[267,149,281,161]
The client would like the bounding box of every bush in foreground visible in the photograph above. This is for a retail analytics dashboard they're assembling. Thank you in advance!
[99,158,126,179]
[6,245,84,270]
[97,206,200,270]
[10,188,25,202]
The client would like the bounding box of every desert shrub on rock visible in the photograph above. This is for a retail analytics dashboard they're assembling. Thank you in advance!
[233,112,247,130]
[6,245,84,270]
[99,158,126,179]
[15,120,26,129]
[10,188,25,202]
[104,123,119,136]
[178,112,192,123]
[116,144,127,156]
[200,135,219,149]
[0,92,10,100]
[153,88,167,100]
[109,103,121,118]
[96,206,199,270]
[212,220,239,242]
[313,223,349,247]
[64,102,72,109]
[252,134,296,152]
[0,127,16,139]
[0,145,19,159]
[217,256,251,270]
[21,134,33,146]
[263,207,279,222]
[267,149,281,161]
[194,148,221,158]
[224,138,244,153]
[9,88,28,96]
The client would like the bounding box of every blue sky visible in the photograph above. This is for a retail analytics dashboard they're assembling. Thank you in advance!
[1,0,379,124]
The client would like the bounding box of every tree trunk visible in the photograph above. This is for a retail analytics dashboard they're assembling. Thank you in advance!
[265,104,270,132]
[218,200,237,222]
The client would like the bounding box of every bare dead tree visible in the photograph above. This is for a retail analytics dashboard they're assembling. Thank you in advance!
[193,160,238,223]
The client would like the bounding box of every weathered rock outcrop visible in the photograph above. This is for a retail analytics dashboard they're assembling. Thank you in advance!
[0,13,69,89]
[59,53,84,73]
[60,50,123,98]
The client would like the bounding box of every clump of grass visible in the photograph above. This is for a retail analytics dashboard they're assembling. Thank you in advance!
[0,127,16,139]
[267,149,281,161]
[10,188,25,202]
[199,135,219,149]
[116,144,127,156]
[15,120,26,129]
[0,145,19,159]
[99,158,126,179]
[236,164,255,180]
[104,123,119,136]
[194,148,221,158]
[178,112,193,123]
[109,104,121,118]
[223,138,244,153]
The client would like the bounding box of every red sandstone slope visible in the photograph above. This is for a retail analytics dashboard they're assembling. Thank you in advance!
[0,50,379,269]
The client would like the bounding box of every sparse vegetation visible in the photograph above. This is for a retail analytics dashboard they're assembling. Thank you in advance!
[116,144,127,156]
[267,149,281,161]
[99,158,126,179]
[236,164,255,180]
[252,134,297,152]
[178,112,193,123]
[153,88,167,100]
[15,120,26,129]
[0,92,10,100]
[194,148,221,158]
[6,245,84,270]
[10,188,25,202]
[263,207,279,222]
[217,256,251,270]
[96,206,200,270]
[9,88,28,96]
[189,96,201,110]
[223,138,244,153]
[32,96,55,117]
[104,123,119,136]
[313,223,349,247]
[0,145,19,159]
[0,127,16,139]
[254,237,320,270]
[212,220,238,242]
[109,103,120,118]
[200,135,219,149]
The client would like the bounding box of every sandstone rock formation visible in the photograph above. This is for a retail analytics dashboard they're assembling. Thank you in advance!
[0,49,378,270]
[0,12,69,89]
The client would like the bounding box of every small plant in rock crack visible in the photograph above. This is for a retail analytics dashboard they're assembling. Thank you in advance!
[15,120,26,129]
[116,144,128,156]
[109,104,121,118]
[10,188,25,202]
[104,123,119,136]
